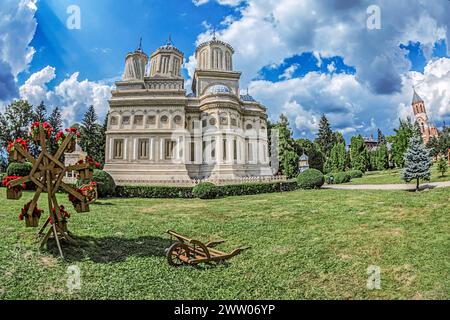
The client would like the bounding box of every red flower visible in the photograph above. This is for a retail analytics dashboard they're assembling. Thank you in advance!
[7,138,29,153]
[95,162,100,168]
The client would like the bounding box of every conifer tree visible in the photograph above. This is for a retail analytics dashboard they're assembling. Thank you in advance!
[33,101,47,123]
[350,135,369,172]
[80,105,105,163]
[273,114,296,176]
[401,136,432,190]
[436,156,448,177]
[315,114,336,158]
[48,106,63,154]
[324,142,346,173]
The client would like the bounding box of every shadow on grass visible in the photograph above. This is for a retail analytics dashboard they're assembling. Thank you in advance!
[46,235,171,263]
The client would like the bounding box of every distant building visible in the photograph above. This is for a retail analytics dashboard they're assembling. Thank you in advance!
[298,153,309,173]
[411,89,439,144]
[64,142,86,184]
[363,134,378,151]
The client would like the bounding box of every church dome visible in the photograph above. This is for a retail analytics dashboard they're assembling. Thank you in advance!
[195,34,234,71]
[240,93,256,102]
[207,84,231,94]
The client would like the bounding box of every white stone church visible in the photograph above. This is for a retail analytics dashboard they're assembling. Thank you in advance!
[104,36,272,185]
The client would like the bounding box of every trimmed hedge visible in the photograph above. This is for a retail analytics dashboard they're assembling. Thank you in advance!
[92,169,116,198]
[115,185,194,198]
[332,172,351,184]
[192,182,218,199]
[348,170,363,179]
[296,169,325,189]
[113,181,299,199]
[216,181,298,197]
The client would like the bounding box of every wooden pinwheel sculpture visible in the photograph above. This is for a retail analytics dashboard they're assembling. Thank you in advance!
[6,123,96,259]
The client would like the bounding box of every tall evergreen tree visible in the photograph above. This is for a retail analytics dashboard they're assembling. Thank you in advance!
[392,117,420,168]
[324,142,346,173]
[315,114,336,158]
[33,101,47,123]
[375,144,389,171]
[436,156,448,177]
[401,136,432,190]
[438,125,450,156]
[80,105,105,163]
[377,128,386,145]
[350,135,369,172]
[48,106,63,154]
[426,136,440,159]
[273,114,296,176]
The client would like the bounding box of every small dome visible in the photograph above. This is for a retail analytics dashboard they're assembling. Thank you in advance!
[299,153,309,161]
[207,84,230,94]
[240,94,256,102]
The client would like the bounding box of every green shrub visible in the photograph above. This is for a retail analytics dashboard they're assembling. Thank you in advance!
[217,181,298,197]
[6,162,34,190]
[192,182,218,199]
[333,171,351,184]
[296,169,325,189]
[348,170,363,179]
[92,169,116,198]
[113,181,299,199]
[115,185,194,198]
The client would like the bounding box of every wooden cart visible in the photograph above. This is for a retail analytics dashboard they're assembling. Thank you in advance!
[166,230,248,266]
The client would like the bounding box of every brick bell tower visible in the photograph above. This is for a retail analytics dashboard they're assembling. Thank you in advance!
[411,88,439,144]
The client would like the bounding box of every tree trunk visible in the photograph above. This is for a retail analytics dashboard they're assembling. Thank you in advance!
[416,178,420,191]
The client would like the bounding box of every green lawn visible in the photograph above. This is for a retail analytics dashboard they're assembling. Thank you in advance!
[0,187,449,300]
[346,165,450,185]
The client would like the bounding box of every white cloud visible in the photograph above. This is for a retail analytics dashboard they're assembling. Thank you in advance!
[19,66,112,126]
[184,0,450,138]
[248,58,450,139]
[0,0,37,101]
[192,0,244,6]
[279,64,298,80]
[192,0,449,93]
[192,0,210,7]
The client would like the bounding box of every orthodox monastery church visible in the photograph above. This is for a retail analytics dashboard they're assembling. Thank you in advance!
[104,36,272,184]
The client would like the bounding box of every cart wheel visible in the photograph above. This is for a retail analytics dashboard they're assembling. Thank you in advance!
[166,242,189,267]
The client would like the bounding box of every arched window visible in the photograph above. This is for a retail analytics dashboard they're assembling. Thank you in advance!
[225,51,232,70]
[246,124,253,130]
[212,48,223,69]
[173,115,182,126]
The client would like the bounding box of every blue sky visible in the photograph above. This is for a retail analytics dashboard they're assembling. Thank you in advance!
[2,0,450,141]
[19,0,238,85]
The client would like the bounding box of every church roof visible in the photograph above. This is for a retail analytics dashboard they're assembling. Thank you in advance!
[196,35,234,54]
[240,94,256,102]
[412,89,424,104]
[299,153,309,161]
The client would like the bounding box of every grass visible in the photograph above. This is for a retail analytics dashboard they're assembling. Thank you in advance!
[346,165,450,185]
[0,187,449,300]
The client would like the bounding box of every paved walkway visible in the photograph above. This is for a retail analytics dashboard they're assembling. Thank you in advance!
[322,181,450,190]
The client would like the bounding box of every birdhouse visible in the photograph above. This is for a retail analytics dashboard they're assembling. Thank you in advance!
[298,153,309,173]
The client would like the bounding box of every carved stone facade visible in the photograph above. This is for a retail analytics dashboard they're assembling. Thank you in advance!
[104,37,272,185]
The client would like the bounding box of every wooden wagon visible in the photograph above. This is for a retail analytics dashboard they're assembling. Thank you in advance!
[166,230,248,266]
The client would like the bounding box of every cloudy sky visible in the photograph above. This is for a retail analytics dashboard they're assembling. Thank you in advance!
[1,0,449,141]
